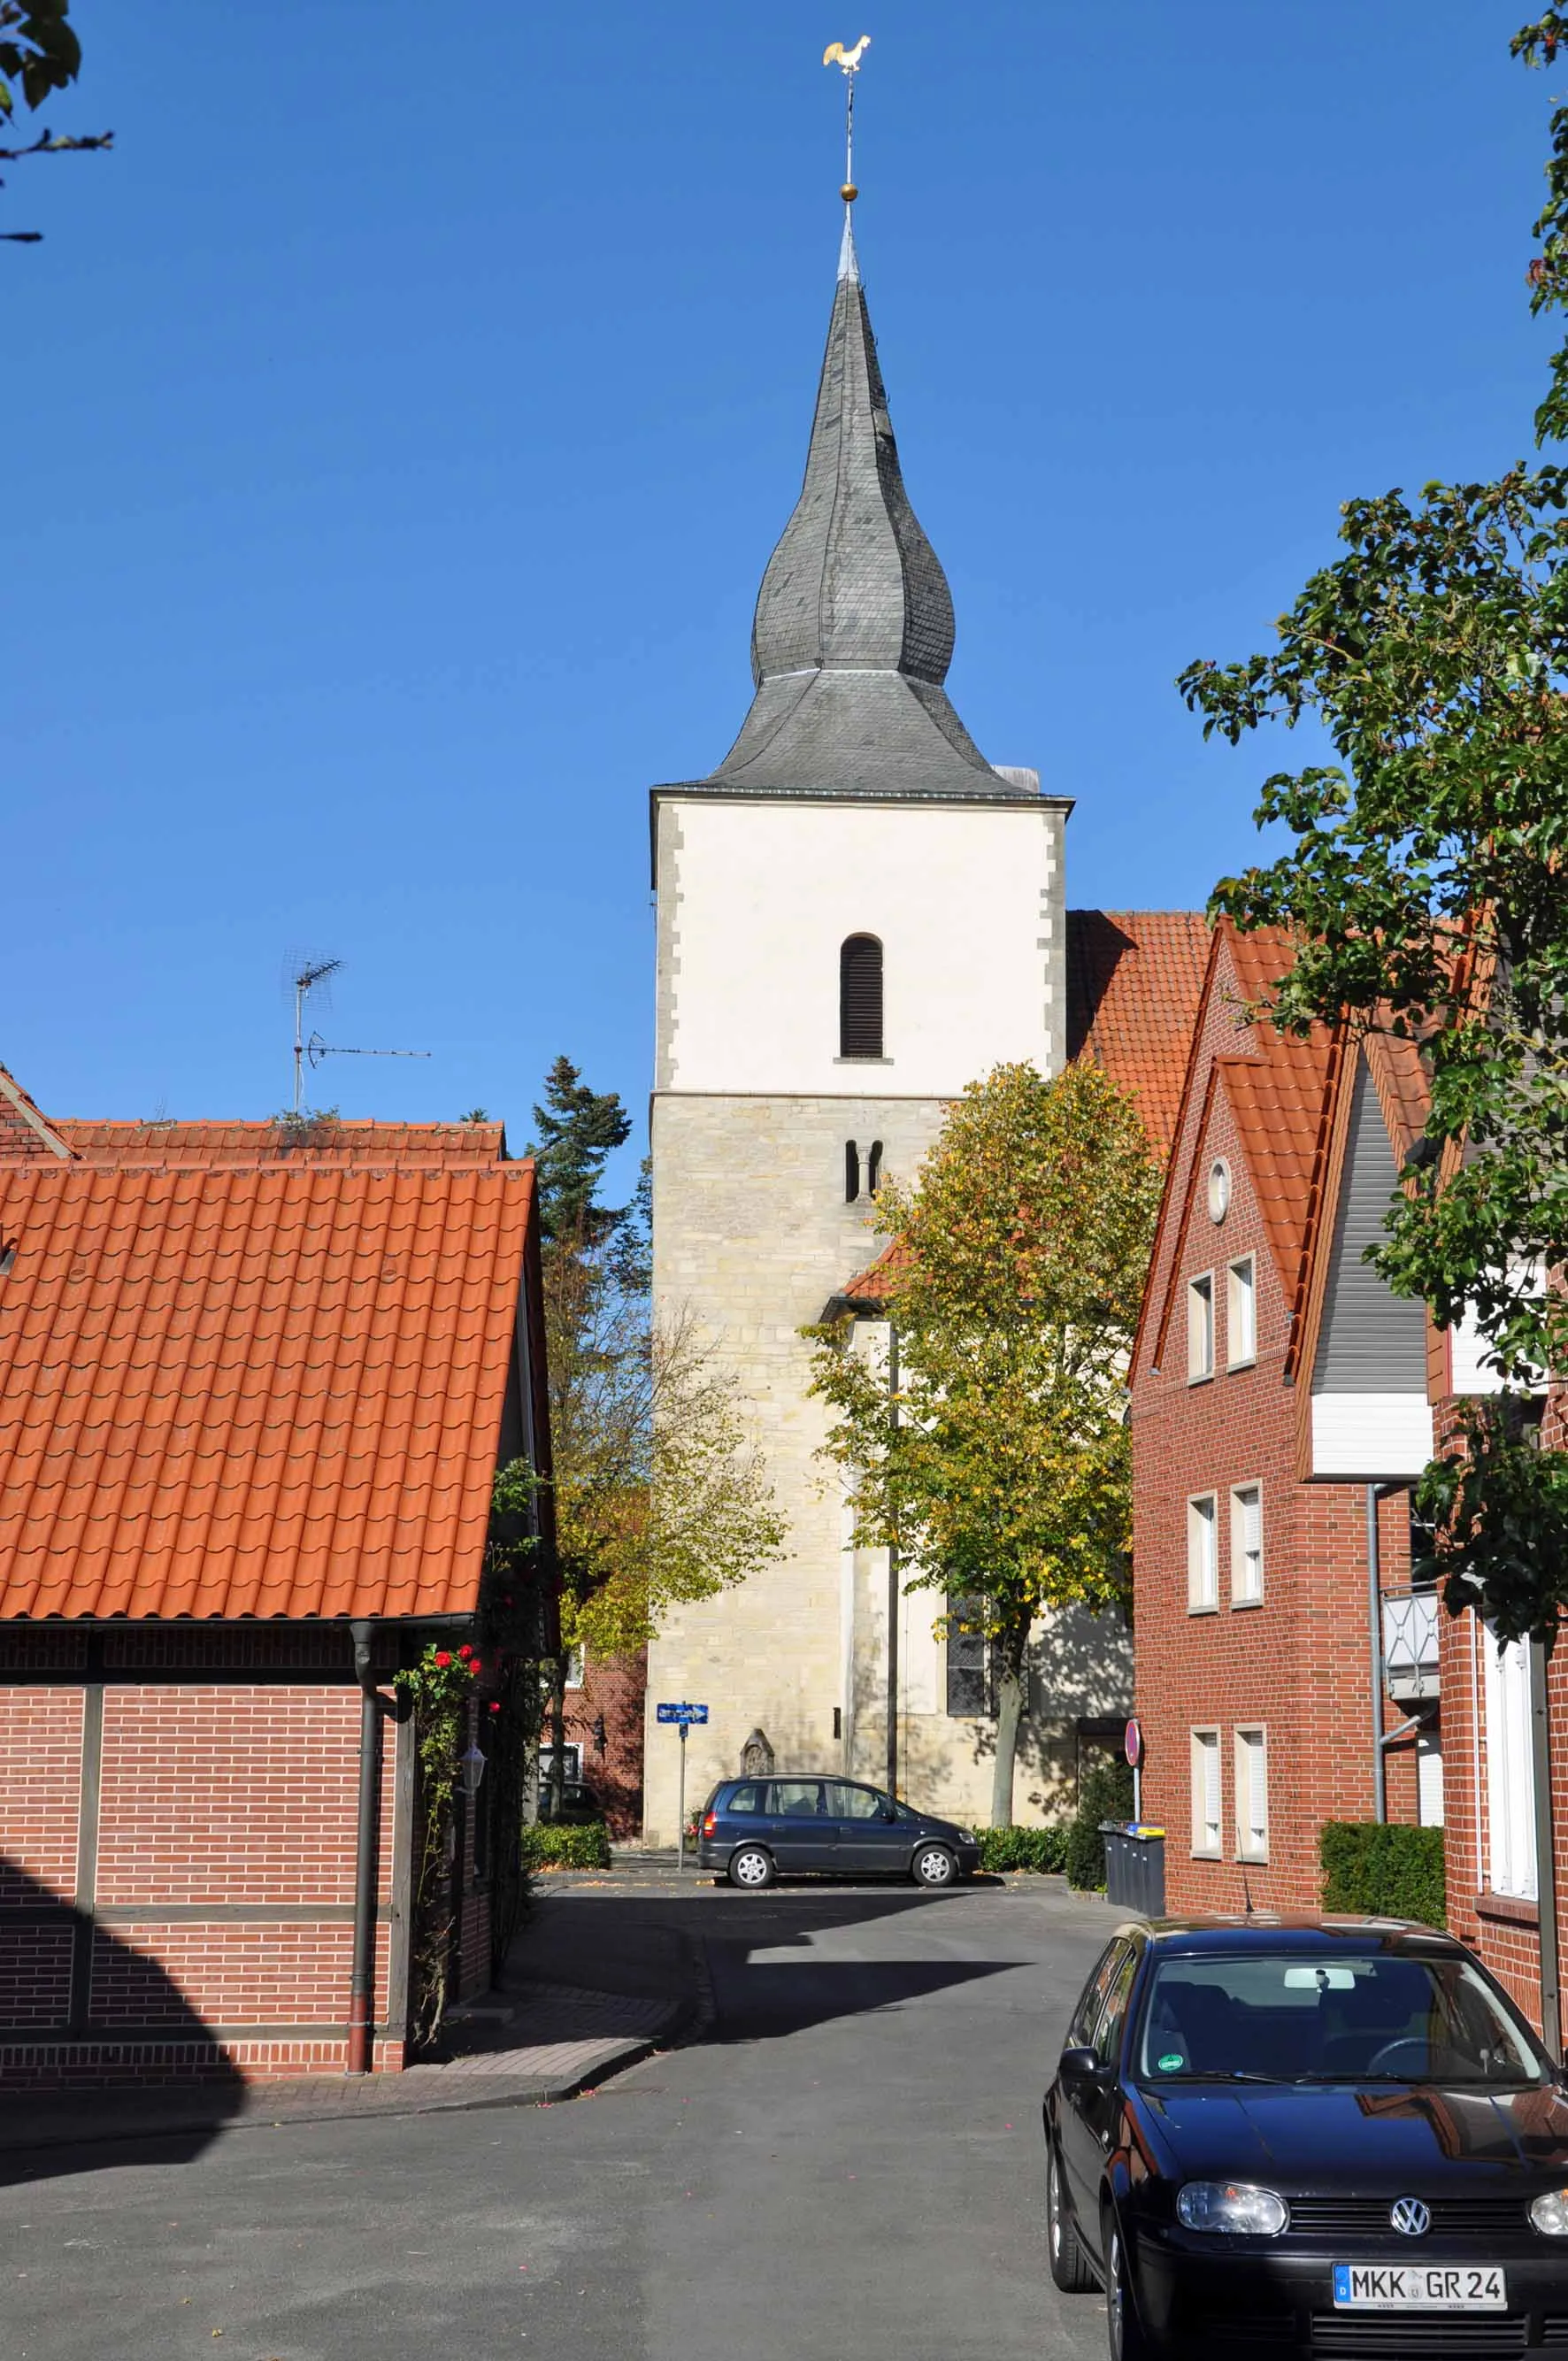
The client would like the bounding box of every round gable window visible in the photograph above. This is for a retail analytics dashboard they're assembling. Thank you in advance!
[1207,1157,1232,1223]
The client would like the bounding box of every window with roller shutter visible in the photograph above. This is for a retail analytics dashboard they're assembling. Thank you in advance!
[840,934,884,1058]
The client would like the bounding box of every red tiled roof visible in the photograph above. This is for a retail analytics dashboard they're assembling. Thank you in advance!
[1218,1034,1338,1297]
[0,1162,536,1621]
[1066,910,1211,1153]
[54,1118,507,1169]
[839,1236,909,1307]
[0,1067,73,1165]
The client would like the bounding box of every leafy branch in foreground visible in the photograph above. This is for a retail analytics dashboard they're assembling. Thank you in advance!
[1,3,111,243]
[1172,15,1568,1637]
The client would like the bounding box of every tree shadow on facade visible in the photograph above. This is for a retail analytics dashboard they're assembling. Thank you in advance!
[0,1860,243,2186]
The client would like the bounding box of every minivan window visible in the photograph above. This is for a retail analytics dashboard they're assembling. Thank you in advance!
[770,1780,827,1818]
[725,1783,764,1815]
[827,1782,888,1819]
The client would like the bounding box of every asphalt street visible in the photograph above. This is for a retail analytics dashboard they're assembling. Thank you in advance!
[0,1878,1120,2361]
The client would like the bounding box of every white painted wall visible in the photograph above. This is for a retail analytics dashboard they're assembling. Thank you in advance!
[656,794,1066,1098]
[1310,1393,1435,1480]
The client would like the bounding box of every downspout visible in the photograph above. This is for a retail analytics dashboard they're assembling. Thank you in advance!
[1367,1486,1387,1825]
[1531,1634,1562,2060]
[348,1619,385,2077]
[885,1319,900,1800]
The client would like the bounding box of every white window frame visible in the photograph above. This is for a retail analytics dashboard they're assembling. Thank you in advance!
[1226,1255,1257,1368]
[1230,1482,1264,1606]
[1187,1493,1218,1613]
[1188,1273,1215,1382]
[565,1645,585,1689]
[1190,1727,1222,1857]
[1485,1628,1537,1899]
[1234,1725,1269,1860]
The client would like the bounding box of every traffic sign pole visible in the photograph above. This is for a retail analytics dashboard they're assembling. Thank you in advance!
[677,1722,688,1873]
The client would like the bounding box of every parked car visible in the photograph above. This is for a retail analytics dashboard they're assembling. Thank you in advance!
[537,1779,604,1827]
[697,1774,980,1889]
[1043,1914,1568,2359]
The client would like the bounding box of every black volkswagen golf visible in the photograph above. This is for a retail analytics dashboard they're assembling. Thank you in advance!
[1043,1916,1568,2359]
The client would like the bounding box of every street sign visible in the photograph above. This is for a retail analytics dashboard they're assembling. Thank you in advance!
[657,1704,710,1870]
[1124,1717,1142,1770]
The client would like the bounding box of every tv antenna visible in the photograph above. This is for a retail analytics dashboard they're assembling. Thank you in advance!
[288,955,429,1113]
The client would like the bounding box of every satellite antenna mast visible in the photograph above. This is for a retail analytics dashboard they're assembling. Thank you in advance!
[292,957,342,1113]
[287,954,430,1113]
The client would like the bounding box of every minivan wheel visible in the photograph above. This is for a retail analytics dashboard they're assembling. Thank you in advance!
[727,1844,775,1890]
[1103,2213,1149,2361]
[1046,2143,1096,2294]
[911,1842,956,1889]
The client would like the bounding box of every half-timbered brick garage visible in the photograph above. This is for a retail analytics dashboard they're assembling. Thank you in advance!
[0,1082,554,2084]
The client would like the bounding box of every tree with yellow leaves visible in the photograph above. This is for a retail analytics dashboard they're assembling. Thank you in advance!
[807,1060,1161,1827]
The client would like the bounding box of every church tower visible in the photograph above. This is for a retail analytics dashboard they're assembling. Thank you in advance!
[643,210,1072,1840]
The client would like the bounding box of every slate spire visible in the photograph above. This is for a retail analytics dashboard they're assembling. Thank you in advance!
[708,223,1022,799]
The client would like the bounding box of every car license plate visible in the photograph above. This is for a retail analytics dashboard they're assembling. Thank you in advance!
[1332,2265,1505,2311]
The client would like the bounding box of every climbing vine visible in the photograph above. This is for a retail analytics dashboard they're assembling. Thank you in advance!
[393,1458,548,2047]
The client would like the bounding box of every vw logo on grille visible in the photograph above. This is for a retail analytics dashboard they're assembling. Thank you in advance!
[1390,2196,1431,2238]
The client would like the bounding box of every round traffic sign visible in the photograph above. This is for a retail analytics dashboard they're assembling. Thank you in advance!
[1124,1717,1142,1770]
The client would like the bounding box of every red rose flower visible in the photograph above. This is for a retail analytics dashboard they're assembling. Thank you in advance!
[488,1701,501,1714]
[457,1644,473,1660]
[434,1650,451,1669]
[468,1657,482,1676]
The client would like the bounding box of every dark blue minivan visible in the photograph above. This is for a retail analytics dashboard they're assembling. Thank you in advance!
[697,1775,981,1889]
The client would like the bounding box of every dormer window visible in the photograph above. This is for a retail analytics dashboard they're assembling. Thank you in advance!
[840,935,884,1059]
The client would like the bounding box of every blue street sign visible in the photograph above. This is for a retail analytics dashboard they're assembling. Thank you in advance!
[656,1702,709,1726]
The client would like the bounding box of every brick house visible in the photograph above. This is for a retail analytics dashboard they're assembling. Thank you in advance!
[1130,923,1449,1914]
[554,1643,646,1839]
[0,1085,556,2084]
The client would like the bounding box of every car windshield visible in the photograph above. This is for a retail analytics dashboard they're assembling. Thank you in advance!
[1137,1952,1549,2088]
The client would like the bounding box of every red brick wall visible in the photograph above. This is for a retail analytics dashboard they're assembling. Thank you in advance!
[0,1689,81,1900]
[1133,950,1419,1916]
[565,1647,646,1837]
[0,1657,436,2085]
[1440,1580,1568,2034]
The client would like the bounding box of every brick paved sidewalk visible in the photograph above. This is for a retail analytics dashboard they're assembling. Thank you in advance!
[0,1977,688,2156]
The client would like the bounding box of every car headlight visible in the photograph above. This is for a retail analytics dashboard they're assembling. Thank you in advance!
[1176,2181,1289,2236]
[1532,2189,1568,2235]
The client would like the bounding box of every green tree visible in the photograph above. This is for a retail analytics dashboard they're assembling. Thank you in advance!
[522,1062,783,1796]
[1,3,111,245]
[1174,14,1568,1642]
[806,1062,1162,1827]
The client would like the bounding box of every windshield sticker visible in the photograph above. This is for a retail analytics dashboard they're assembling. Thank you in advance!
[1157,2052,1185,2073]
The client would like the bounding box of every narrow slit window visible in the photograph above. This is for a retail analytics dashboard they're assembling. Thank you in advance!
[845,1141,861,1203]
[840,934,884,1059]
[1227,1256,1257,1365]
[1235,1727,1268,1859]
[1231,1484,1263,1604]
[866,1140,883,1194]
[1191,1730,1221,1857]
[1188,1494,1218,1611]
[945,1592,990,1716]
[1188,1274,1214,1381]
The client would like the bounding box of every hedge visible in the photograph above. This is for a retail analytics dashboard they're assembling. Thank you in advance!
[1065,1762,1136,1890]
[1319,1821,1446,1930]
[977,1825,1070,1874]
[519,1821,611,1872]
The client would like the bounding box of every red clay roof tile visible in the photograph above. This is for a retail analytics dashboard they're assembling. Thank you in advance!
[1065,910,1211,1153]
[52,1118,507,1168]
[0,1161,536,1622]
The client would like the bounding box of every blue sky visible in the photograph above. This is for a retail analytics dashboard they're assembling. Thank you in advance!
[4,3,1558,1178]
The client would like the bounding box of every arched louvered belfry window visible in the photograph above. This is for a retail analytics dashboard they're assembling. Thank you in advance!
[840,934,883,1059]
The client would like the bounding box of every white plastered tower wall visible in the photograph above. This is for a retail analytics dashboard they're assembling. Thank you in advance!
[644,793,1069,1840]
[641,208,1129,1840]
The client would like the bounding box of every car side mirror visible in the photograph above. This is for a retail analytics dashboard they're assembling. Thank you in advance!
[880,1806,898,1822]
[1058,2044,1107,2083]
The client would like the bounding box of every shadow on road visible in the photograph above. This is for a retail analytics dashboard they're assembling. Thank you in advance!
[505,1880,1037,2047]
[0,1859,242,2187]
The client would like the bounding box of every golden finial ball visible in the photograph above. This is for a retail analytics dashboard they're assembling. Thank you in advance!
[841,181,858,202]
